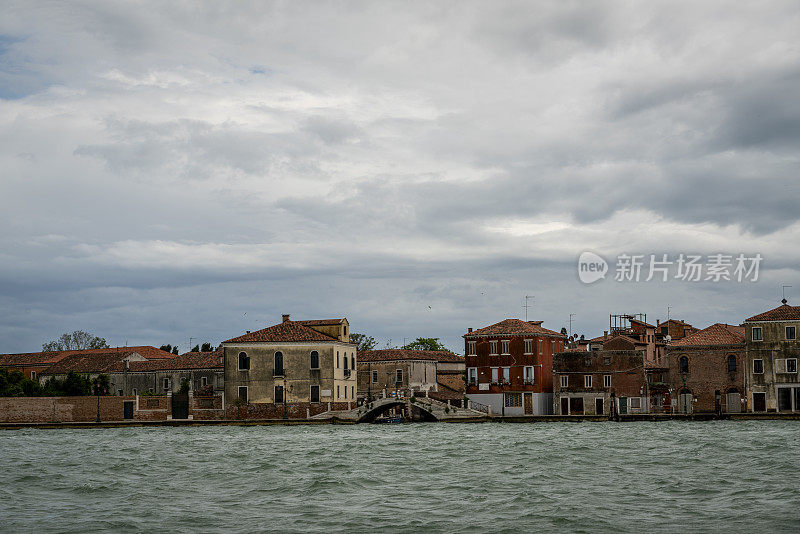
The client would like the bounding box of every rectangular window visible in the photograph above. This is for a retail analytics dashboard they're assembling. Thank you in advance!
[778,388,793,411]
[336,385,340,398]
[310,385,320,403]
[201,376,208,387]
[310,351,320,369]
[351,385,354,398]
[629,397,642,409]
[538,340,543,355]
[30,371,36,380]
[372,370,378,383]
[396,369,403,383]
[336,351,340,368]
[504,393,523,407]
[789,359,798,373]
[489,341,498,355]
[468,341,477,356]
[275,386,284,403]
[238,386,248,403]
[584,375,592,388]
[117,389,123,396]
[501,340,510,355]
[468,367,478,385]
[524,339,533,354]
[491,367,499,383]
[787,326,797,340]
[524,366,534,383]
[163,378,170,390]
[560,375,568,388]
[752,327,762,341]
[502,367,510,383]
[603,374,611,388]
[753,359,764,374]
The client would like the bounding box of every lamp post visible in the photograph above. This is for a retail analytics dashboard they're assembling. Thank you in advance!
[95,381,101,423]
[283,378,288,420]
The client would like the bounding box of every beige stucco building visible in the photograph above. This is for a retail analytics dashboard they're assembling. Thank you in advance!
[221,315,357,408]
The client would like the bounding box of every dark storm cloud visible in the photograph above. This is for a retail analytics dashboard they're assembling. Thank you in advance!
[1,1,799,352]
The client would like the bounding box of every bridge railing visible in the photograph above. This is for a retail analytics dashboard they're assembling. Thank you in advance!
[468,400,491,414]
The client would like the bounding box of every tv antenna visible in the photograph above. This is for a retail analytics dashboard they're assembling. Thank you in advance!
[569,313,576,338]
[783,285,792,301]
[667,306,672,321]
[524,295,534,321]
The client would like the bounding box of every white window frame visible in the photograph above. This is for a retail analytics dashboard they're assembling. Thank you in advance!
[163,378,170,390]
[501,340,510,355]
[524,339,533,355]
[372,370,378,383]
[777,358,798,374]
[560,375,568,388]
[629,397,642,409]
[201,376,208,387]
[753,359,764,374]
[524,366,534,384]
[789,359,798,373]
[502,366,510,384]
[468,341,477,356]
[787,326,797,340]
[30,371,36,380]
[603,374,611,388]
[752,327,763,341]
[491,367,499,384]
[396,369,403,383]
[538,339,543,355]
[489,340,498,356]
[238,351,250,371]
[584,375,592,388]
[468,367,478,385]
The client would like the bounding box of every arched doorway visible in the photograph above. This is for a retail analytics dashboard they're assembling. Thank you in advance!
[678,388,693,414]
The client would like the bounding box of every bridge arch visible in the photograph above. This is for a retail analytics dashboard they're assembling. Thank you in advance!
[357,399,438,423]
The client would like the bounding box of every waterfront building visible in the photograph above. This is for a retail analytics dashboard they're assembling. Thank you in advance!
[38,350,148,383]
[106,349,224,397]
[743,299,800,412]
[464,319,566,415]
[657,318,698,341]
[666,323,746,414]
[356,349,465,404]
[0,345,175,382]
[554,338,648,415]
[221,315,357,411]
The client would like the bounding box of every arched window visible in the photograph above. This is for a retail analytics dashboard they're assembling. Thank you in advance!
[310,350,319,369]
[727,354,737,372]
[274,351,284,376]
[679,355,689,373]
[350,355,355,370]
[238,352,250,371]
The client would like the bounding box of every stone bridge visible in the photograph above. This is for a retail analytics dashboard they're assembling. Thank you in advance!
[312,396,487,423]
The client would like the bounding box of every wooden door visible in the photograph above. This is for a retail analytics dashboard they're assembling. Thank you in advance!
[524,393,533,415]
[123,401,134,420]
[753,392,766,412]
[726,392,741,413]
[595,398,604,415]
[560,397,569,415]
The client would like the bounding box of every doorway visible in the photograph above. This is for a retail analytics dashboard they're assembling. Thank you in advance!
[678,389,693,414]
[123,401,134,420]
[595,397,604,415]
[560,397,569,415]
[171,392,189,419]
[524,393,533,415]
[753,392,766,412]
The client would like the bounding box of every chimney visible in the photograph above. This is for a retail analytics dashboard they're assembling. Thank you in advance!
[604,330,608,341]
[468,327,473,333]
[282,314,291,323]
[656,319,660,327]
[246,330,251,334]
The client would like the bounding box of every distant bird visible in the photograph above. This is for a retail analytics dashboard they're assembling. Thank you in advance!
[428,306,432,309]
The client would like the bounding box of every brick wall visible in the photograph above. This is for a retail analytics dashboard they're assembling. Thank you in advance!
[224,401,351,420]
[667,345,745,412]
[0,396,131,423]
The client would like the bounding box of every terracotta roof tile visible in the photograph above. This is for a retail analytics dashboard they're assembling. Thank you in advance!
[672,323,745,347]
[746,302,800,322]
[223,321,339,343]
[0,345,174,368]
[295,319,344,326]
[119,350,224,372]
[464,319,564,338]
[42,351,141,375]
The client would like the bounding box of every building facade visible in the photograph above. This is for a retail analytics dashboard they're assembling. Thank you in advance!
[464,319,566,416]
[744,300,800,412]
[221,315,357,412]
[107,349,224,397]
[554,342,648,415]
[357,349,440,401]
[666,323,746,413]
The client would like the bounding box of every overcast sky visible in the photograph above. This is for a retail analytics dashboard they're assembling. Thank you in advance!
[1,1,799,354]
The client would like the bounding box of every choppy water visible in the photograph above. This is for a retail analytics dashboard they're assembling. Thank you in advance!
[1,421,799,533]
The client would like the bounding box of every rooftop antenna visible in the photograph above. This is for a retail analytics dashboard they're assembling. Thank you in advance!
[783,285,792,302]
[569,313,576,338]
[524,295,534,321]
[189,337,194,352]
[667,306,672,321]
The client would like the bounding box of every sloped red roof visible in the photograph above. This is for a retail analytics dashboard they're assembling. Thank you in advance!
[672,323,745,347]
[42,351,141,375]
[0,351,70,367]
[296,319,344,326]
[116,350,223,372]
[746,302,800,322]
[223,321,339,343]
[630,318,656,328]
[464,319,563,338]
[61,346,176,360]
[358,349,459,362]
[603,335,645,351]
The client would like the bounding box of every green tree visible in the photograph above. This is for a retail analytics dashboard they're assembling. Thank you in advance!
[92,374,110,395]
[179,378,191,394]
[172,346,179,354]
[190,345,200,352]
[160,344,174,353]
[350,333,377,352]
[200,342,213,352]
[43,331,109,352]
[401,337,450,351]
